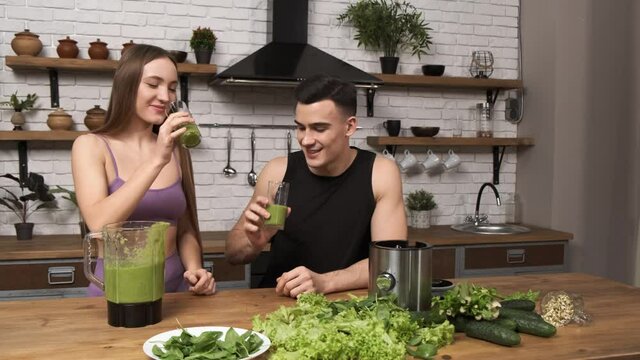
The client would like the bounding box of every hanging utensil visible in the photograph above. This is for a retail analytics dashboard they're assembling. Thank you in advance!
[248,129,258,186]
[286,130,292,155]
[223,129,237,177]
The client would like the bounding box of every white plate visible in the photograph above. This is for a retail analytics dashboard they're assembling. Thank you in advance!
[143,326,271,360]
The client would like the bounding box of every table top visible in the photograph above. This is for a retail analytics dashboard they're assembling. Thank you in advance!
[1,272,637,359]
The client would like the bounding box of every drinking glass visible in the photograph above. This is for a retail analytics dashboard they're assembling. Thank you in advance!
[166,100,201,148]
[264,181,290,230]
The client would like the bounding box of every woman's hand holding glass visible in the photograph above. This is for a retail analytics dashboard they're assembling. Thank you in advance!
[165,100,201,148]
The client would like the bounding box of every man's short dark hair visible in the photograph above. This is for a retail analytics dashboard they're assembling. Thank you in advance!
[294,74,357,117]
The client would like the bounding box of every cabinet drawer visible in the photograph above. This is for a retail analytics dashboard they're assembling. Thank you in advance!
[464,244,564,270]
[433,248,456,279]
[203,255,246,282]
[0,260,88,290]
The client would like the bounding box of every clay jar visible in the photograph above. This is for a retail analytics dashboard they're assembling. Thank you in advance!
[11,29,43,56]
[57,36,79,58]
[47,108,73,130]
[88,39,109,60]
[84,105,106,130]
[121,40,135,56]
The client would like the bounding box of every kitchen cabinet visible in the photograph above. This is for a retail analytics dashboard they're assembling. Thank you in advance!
[0,258,89,300]
[0,226,572,298]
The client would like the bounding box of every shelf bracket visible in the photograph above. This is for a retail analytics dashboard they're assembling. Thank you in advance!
[49,69,60,108]
[486,88,500,106]
[492,145,506,185]
[366,88,376,117]
[18,140,29,187]
[179,74,189,105]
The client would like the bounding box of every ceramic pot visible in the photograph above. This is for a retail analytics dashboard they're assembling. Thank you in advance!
[84,105,106,130]
[10,112,26,130]
[121,40,135,56]
[88,39,109,60]
[57,36,79,58]
[410,210,431,229]
[47,108,73,130]
[194,48,213,64]
[11,29,43,56]
[15,223,34,240]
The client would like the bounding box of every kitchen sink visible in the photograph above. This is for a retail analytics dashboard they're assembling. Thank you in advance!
[451,223,531,235]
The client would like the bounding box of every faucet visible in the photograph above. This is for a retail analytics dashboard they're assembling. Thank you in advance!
[472,182,501,225]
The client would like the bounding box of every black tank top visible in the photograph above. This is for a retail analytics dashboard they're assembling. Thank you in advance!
[260,147,377,287]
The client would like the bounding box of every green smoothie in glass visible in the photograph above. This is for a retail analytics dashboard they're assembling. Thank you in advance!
[264,204,287,230]
[180,123,201,148]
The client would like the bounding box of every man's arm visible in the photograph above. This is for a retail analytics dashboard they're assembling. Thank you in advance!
[225,157,287,264]
[370,155,408,241]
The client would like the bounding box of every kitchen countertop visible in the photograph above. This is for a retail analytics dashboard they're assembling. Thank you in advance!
[0,272,637,359]
[0,225,572,261]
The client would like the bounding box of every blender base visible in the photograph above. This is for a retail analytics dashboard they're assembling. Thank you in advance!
[107,298,162,328]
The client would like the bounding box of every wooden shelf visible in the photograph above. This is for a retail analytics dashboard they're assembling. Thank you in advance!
[0,130,87,141]
[5,56,217,75]
[372,73,522,90]
[367,136,534,147]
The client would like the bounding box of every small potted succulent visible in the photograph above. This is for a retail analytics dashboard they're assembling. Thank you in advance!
[337,0,433,74]
[0,173,58,240]
[406,189,437,229]
[0,91,38,130]
[190,26,217,64]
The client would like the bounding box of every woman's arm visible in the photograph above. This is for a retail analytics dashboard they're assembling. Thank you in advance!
[71,134,165,231]
[177,212,216,295]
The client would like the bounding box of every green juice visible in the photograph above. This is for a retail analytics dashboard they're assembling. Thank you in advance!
[180,123,201,148]
[264,204,287,229]
[105,260,164,303]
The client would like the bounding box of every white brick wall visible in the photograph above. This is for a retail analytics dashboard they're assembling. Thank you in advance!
[0,0,520,235]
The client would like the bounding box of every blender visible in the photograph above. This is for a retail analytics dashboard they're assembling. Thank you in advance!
[84,221,169,328]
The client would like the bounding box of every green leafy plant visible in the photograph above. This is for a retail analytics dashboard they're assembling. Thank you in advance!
[51,185,77,207]
[406,189,437,211]
[0,173,57,224]
[190,26,217,51]
[0,91,38,112]
[337,0,433,58]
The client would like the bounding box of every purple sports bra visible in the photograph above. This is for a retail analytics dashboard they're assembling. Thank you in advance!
[100,136,187,225]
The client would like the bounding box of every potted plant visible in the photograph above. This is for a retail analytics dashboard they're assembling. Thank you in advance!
[190,26,217,64]
[337,0,433,74]
[51,186,89,238]
[0,91,38,130]
[0,173,57,240]
[406,189,437,229]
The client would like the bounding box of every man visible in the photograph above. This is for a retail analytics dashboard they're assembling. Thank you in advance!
[226,74,407,298]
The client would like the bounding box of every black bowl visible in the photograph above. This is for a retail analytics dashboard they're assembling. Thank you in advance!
[168,50,187,63]
[422,64,445,76]
[411,126,440,137]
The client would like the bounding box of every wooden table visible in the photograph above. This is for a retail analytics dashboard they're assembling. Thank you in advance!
[1,273,637,359]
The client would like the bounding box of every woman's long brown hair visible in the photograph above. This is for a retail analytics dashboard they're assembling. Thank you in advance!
[94,44,202,260]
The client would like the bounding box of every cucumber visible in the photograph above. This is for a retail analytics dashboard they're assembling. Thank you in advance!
[464,320,521,347]
[499,307,544,321]
[493,317,517,331]
[500,299,536,311]
[509,316,557,337]
[450,315,468,332]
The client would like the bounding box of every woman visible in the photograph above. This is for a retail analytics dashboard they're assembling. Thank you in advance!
[72,44,215,295]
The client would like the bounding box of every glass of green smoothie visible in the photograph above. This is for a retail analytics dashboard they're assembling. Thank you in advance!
[166,100,201,148]
[264,181,289,230]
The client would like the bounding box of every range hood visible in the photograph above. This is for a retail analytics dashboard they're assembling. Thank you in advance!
[212,0,382,91]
